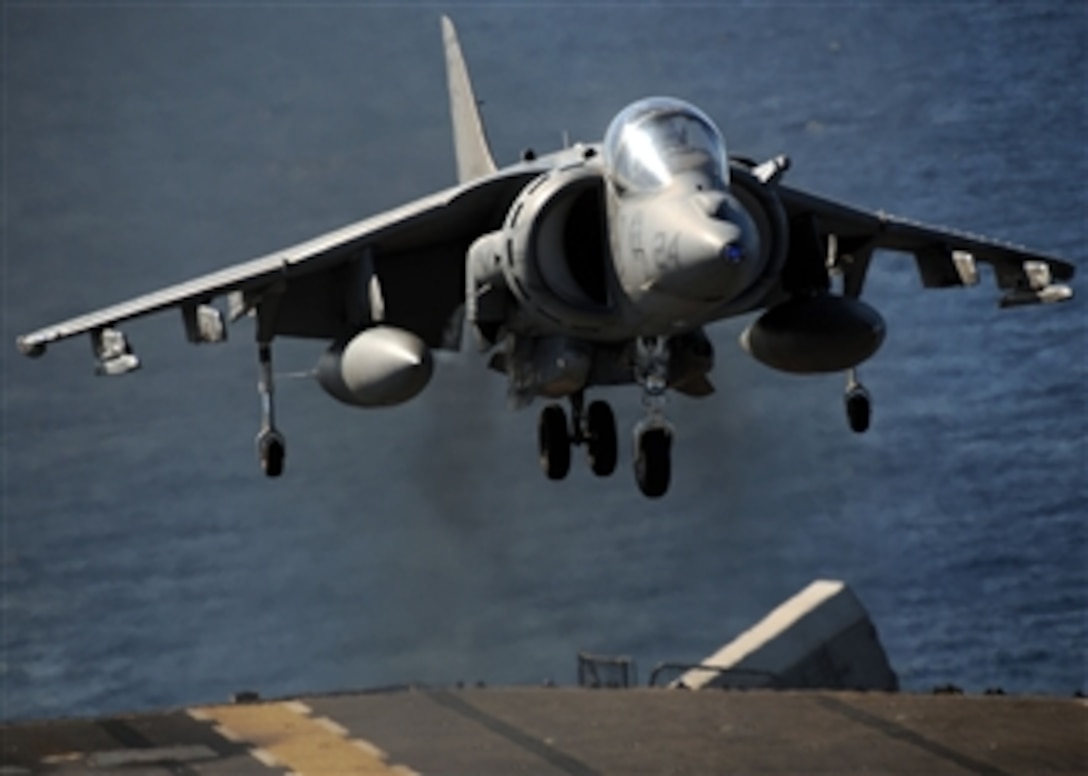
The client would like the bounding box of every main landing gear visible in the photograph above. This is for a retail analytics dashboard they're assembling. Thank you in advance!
[256,341,286,477]
[538,391,619,481]
[537,337,675,499]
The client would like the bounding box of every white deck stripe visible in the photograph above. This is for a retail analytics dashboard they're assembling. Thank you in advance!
[250,748,281,769]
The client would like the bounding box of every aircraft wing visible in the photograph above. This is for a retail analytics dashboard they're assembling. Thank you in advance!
[776,184,1076,305]
[16,167,541,366]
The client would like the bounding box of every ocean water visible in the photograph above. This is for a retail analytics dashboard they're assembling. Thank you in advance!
[3,3,1085,721]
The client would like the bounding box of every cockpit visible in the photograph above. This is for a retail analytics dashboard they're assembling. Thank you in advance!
[603,97,729,194]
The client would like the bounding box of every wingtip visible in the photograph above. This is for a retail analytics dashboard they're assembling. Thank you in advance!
[16,335,46,358]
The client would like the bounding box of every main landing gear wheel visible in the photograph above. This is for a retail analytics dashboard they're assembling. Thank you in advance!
[538,404,571,480]
[634,426,672,499]
[585,400,618,477]
[537,394,617,483]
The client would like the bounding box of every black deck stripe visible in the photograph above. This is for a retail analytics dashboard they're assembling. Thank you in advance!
[427,691,602,776]
[100,718,159,749]
[98,718,203,776]
[813,696,1015,776]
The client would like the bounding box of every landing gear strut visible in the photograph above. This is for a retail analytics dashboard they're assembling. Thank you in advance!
[256,341,286,477]
[633,337,674,498]
[537,391,618,481]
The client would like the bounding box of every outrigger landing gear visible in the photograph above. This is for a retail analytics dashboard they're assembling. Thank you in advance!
[633,337,674,498]
[844,368,872,434]
[256,341,286,477]
[537,391,618,481]
[832,239,876,437]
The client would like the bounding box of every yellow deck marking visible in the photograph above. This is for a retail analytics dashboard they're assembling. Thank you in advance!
[191,702,414,775]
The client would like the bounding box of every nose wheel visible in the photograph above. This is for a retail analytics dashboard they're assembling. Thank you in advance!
[633,421,672,498]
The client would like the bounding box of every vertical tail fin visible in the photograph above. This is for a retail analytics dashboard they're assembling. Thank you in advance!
[442,16,497,183]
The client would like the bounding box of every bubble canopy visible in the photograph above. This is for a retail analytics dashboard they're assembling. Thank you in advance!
[603,97,729,193]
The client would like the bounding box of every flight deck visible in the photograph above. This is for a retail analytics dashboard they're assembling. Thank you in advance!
[2,686,1085,775]
[7,581,1083,774]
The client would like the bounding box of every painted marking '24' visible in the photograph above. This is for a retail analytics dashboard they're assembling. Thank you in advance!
[652,231,681,270]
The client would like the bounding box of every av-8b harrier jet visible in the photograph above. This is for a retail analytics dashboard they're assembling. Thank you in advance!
[16,17,1076,498]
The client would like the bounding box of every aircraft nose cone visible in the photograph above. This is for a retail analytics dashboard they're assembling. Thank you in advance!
[691,191,751,263]
[651,213,747,301]
[695,219,743,262]
[624,187,762,305]
[678,195,762,300]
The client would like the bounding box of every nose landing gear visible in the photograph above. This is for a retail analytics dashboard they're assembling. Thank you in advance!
[633,421,672,499]
[632,336,674,498]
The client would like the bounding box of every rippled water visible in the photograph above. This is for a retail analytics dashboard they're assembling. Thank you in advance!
[4,3,1085,721]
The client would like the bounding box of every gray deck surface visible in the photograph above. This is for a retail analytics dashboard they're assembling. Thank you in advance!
[3,687,1085,775]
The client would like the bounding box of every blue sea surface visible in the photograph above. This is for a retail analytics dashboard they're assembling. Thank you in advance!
[3,3,1085,720]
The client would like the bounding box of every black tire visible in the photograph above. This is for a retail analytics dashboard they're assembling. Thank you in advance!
[538,404,571,480]
[260,436,286,478]
[586,400,618,477]
[635,428,671,498]
[845,389,871,434]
